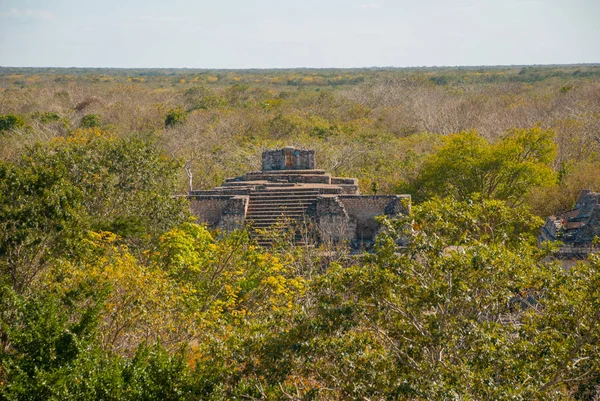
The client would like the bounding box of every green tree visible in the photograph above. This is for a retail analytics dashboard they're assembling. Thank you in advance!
[0,286,196,400]
[0,286,121,400]
[0,160,84,293]
[0,128,188,293]
[80,113,101,128]
[408,127,557,205]
[0,115,25,132]
[209,198,599,400]
[23,128,189,243]
[165,108,187,128]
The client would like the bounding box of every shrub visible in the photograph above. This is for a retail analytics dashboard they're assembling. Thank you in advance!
[80,114,101,128]
[40,112,61,123]
[0,114,26,132]
[165,108,187,128]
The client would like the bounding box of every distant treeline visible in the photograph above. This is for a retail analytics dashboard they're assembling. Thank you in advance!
[2,64,600,88]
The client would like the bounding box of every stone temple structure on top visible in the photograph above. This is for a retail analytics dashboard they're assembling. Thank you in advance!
[188,146,410,248]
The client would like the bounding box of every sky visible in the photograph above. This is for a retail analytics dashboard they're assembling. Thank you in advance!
[0,0,598,68]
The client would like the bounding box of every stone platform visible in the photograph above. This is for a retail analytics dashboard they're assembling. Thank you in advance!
[188,146,410,248]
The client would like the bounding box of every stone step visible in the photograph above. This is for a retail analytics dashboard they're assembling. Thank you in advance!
[247,210,306,215]
[248,208,311,214]
[250,194,318,201]
[221,181,266,187]
[249,202,315,208]
[250,223,305,230]
[252,187,320,192]
[247,211,309,216]
[248,200,315,208]
[251,210,311,216]
[247,210,307,216]
[249,195,318,201]
[190,190,250,196]
[248,203,313,209]
[248,201,315,208]
[251,188,320,193]
[247,169,327,175]
[250,191,319,197]
[248,217,303,224]
[249,195,318,200]
[249,207,313,211]
[242,174,331,184]
[248,211,306,216]
[249,217,313,247]
[246,214,303,224]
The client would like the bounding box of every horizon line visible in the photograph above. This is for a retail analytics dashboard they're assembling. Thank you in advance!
[2,63,600,71]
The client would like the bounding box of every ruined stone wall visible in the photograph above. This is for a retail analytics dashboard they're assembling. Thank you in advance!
[189,195,248,231]
[575,204,600,244]
[217,196,249,232]
[331,177,357,185]
[331,177,359,194]
[338,195,411,244]
[262,147,315,171]
[312,196,354,245]
[190,196,231,226]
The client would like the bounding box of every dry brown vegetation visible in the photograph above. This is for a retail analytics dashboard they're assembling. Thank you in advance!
[2,66,600,216]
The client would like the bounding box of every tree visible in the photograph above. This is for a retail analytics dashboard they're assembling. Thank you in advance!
[0,128,189,294]
[407,127,557,206]
[80,113,101,128]
[46,231,196,354]
[23,128,189,243]
[0,285,197,400]
[0,115,25,132]
[165,108,187,128]
[0,160,84,293]
[205,198,600,400]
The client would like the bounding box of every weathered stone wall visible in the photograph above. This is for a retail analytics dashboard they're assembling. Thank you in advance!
[331,177,358,185]
[312,196,354,245]
[190,196,231,226]
[575,204,600,243]
[338,195,411,245]
[262,146,315,171]
[217,196,249,232]
[189,195,248,231]
[540,216,561,242]
[331,177,359,194]
[574,190,599,215]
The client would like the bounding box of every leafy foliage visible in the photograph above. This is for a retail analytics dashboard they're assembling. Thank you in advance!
[2,66,600,399]
[0,159,84,293]
[0,115,25,132]
[23,128,189,242]
[80,113,102,128]
[165,108,187,128]
[0,286,197,400]
[406,127,557,205]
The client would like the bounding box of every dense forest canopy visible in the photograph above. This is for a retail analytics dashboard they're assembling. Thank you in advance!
[1,66,600,399]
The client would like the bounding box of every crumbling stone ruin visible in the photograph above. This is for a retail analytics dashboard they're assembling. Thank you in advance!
[189,146,410,248]
[540,190,600,259]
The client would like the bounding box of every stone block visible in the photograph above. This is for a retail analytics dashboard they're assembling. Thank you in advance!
[262,146,315,171]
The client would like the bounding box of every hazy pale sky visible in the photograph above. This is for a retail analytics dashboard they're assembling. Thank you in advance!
[0,0,598,68]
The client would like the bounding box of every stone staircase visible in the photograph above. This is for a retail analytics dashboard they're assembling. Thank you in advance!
[246,187,319,246]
